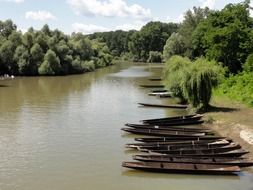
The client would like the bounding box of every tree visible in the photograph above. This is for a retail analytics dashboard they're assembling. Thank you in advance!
[147,51,162,63]
[14,45,30,75]
[22,31,34,50]
[181,58,223,110]
[178,7,211,57]
[163,33,186,61]
[0,19,17,38]
[0,40,18,75]
[163,56,223,110]
[88,30,135,56]
[163,55,191,102]
[192,1,253,73]
[30,43,44,70]
[38,49,61,75]
[129,22,179,61]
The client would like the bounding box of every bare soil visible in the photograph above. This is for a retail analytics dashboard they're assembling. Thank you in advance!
[203,96,253,158]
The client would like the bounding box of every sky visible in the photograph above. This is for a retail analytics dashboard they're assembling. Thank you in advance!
[0,0,250,34]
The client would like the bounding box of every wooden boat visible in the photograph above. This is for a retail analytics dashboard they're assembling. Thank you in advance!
[142,115,203,125]
[148,149,248,157]
[132,155,253,167]
[125,140,231,149]
[125,123,211,133]
[141,114,200,123]
[138,143,241,153]
[152,89,167,93]
[138,103,188,109]
[135,136,226,142]
[122,161,240,175]
[149,78,162,81]
[135,141,233,151]
[140,85,164,88]
[148,92,172,98]
[141,120,205,126]
[121,128,205,137]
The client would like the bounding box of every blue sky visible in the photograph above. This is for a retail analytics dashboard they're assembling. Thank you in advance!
[0,0,248,34]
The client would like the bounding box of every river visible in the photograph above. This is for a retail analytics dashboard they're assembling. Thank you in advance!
[0,62,253,190]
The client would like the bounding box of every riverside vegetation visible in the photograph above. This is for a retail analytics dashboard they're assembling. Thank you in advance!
[1,1,253,110]
[0,22,114,76]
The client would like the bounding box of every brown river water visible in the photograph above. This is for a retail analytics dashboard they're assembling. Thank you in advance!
[0,62,253,190]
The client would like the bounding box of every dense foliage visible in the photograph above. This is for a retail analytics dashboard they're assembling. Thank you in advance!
[163,55,191,102]
[163,56,223,109]
[178,7,211,58]
[163,33,186,61]
[192,1,253,73]
[217,72,253,106]
[0,20,113,76]
[88,30,135,57]
[161,0,253,109]
[1,0,253,108]
[128,22,178,62]
[147,51,163,63]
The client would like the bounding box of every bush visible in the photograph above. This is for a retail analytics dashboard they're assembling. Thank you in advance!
[243,53,253,72]
[147,51,162,63]
[217,72,253,106]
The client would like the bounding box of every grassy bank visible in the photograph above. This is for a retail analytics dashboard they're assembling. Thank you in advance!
[215,72,253,107]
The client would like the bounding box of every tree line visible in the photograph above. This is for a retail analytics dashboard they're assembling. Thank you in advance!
[0,21,113,76]
[1,1,253,108]
[161,0,253,109]
[88,0,253,109]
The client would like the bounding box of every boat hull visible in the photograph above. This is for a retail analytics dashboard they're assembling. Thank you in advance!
[138,103,187,109]
[132,156,253,167]
[122,162,240,175]
[121,128,205,137]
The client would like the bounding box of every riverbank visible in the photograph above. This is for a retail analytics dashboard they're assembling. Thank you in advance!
[203,95,253,158]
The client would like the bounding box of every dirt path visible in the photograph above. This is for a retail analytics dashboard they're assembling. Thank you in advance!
[203,96,253,158]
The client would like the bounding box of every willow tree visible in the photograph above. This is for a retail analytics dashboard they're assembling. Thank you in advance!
[181,58,223,110]
[163,55,191,102]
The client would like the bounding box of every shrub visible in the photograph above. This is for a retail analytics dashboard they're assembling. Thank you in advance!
[147,51,162,63]
[243,53,253,72]
[217,72,253,106]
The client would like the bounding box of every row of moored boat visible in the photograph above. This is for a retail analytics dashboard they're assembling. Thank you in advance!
[121,113,253,175]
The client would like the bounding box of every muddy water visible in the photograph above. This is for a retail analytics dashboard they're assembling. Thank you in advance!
[0,62,252,190]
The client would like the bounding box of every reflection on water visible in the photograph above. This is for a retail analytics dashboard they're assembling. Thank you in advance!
[0,62,253,190]
[110,65,152,78]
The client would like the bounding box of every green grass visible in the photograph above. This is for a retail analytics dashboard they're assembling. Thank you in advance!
[215,72,253,107]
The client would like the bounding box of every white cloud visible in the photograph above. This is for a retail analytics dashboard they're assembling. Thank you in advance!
[0,0,24,3]
[67,0,151,20]
[199,0,216,9]
[17,27,27,34]
[72,20,147,34]
[115,21,145,31]
[72,23,110,34]
[25,11,57,21]
[166,13,184,23]
[250,1,253,17]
